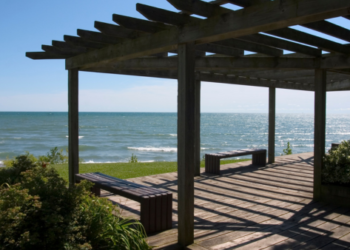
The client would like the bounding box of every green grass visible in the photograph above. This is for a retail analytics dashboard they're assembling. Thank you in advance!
[51,158,250,182]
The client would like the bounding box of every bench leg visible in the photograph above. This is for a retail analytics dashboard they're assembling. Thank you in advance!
[140,193,172,234]
[205,155,220,174]
[91,185,101,196]
[252,152,267,166]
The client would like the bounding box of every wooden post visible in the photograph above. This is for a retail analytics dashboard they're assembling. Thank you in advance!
[194,80,201,176]
[314,69,327,200]
[268,87,276,164]
[177,42,196,247]
[68,69,79,188]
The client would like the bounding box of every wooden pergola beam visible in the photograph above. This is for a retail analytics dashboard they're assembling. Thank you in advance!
[77,29,122,44]
[196,44,243,57]
[265,28,350,54]
[301,20,350,43]
[66,0,350,69]
[42,45,81,57]
[238,34,322,57]
[89,56,350,71]
[113,14,168,33]
[52,41,88,52]
[26,52,69,60]
[138,3,283,56]
[64,35,106,49]
[95,21,143,39]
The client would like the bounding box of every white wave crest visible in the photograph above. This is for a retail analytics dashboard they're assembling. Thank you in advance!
[66,136,84,139]
[169,134,177,137]
[128,147,177,152]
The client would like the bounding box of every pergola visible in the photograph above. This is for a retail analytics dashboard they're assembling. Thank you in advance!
[26,0,350,247]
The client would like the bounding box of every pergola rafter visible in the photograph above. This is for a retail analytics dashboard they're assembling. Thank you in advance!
[26,0,350,247]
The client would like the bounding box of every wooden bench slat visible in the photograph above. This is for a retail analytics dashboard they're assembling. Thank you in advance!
[205,148,267,175]
[75,172,173,233]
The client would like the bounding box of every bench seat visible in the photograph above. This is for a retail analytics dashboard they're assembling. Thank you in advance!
[76,172,172,234]
[205,148,267,175]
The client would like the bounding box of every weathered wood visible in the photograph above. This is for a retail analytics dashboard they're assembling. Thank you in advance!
[196,44,243,57]
[84,56,350,71]
[66,0,350,69]
[68,69,79,188]
[113,14,168,33]
[301,20,350,43]
[42,45,81,56]
[64,35,106,49]
[169,0,321,57]
[94,21,142,39]
[26,51,69,59]
[177,42,196,247]
[77,29,122,44]
[195,80,201,177]
[268,87,276,164]
[138,3,282,57]
[313,69,326,201]
[52,40,87,52]
[205,149,267,174]
[266,28,350,55]
[238,34,322,57]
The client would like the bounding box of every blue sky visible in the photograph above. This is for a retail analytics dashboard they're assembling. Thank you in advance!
[0,0,349,113]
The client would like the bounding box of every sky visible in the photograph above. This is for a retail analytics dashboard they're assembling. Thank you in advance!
[0,0,349,113]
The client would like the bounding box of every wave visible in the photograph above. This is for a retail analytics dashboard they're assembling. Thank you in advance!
[14,137,21,140]
[66,136,84,139]
[169,134,177,137]
[128,147,177,152]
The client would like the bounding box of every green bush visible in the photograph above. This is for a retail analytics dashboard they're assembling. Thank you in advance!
[0,156,150,250]
[322,140,350,185]
[128,154,138,163]
[0,154,38,186]
[282,142,292,155]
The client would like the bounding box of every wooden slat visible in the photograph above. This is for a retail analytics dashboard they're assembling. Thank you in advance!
[52,40,87,52]
[94,21,142,39]
[66,0,350,69]
[42,45,81,56]
[77,29,122,44]
[301,20,350,43]
[64,35,106,49]
[113,14,168,33]
[138,3,282,57]
[265,28,350,54]
[26,51,68,59]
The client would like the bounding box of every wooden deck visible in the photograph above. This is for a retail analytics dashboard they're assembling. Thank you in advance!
[103,153,350,250]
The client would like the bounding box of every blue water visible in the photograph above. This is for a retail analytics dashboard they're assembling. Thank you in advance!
[0,112,349,164]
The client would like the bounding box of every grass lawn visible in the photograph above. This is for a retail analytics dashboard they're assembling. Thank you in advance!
[52,158,250,182]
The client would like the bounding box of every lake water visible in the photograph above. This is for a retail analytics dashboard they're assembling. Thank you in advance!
[0,112,349,164]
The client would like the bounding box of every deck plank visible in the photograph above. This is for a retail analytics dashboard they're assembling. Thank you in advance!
[100,153,350,250]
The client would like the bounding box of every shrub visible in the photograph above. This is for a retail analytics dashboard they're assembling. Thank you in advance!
[322,140,350,185]
[0,156,150,250]
[129,154,138,163]
[0,154,38,186]
[282,142,292,155]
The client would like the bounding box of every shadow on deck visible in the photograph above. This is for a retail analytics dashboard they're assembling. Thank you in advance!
[104,153,350,250]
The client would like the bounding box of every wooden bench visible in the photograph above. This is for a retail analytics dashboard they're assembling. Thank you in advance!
[205,148,267,175]
[75,172,172,234]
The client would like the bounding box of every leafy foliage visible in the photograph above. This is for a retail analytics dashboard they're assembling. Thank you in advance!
[322,140,350,185]
[128,154,138,163]
[282,142,293,155]
[0,155,150,250]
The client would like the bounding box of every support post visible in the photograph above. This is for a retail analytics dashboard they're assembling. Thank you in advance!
[68,69,79,188]
[268,87,276,164]
[177,42,196,247]
[314,69,327,200]
[194,80,201,176]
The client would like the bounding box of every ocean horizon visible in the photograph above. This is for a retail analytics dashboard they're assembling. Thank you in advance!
[1,112,349,165]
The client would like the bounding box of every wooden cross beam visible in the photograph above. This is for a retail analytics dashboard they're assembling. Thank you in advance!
[65,0,350,69]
